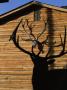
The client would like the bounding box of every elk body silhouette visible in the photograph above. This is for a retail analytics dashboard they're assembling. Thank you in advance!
[10,19,67,90]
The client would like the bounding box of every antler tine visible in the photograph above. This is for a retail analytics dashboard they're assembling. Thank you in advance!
[25,19,36,39]
[60,34,63,45]
[11,18,32,55]
[46,47,52,57]
[42,35,62,57]
[45,26,67,59]
[62,25,67,52]
[21,19,33,41]
[42,34,64,47]
[37,19,47,39]
[9,19,23,41]
[17,35,19,45]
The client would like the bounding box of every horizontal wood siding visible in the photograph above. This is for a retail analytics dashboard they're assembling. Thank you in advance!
[0,7,67,89]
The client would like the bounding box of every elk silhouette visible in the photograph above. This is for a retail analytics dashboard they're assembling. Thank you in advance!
[9,19,67,90]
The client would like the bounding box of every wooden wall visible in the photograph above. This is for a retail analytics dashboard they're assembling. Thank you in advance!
[0,7,67,89]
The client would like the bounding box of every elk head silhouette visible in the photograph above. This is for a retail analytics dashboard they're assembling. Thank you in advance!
[9,19,67,90]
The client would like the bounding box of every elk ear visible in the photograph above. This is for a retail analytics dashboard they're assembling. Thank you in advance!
[47,58,55,64]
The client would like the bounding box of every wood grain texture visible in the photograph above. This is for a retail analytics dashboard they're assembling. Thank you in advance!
[0,7,67,89]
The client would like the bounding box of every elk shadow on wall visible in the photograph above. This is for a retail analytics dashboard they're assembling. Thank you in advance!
[9,8,67,90]
[1,6,67,90]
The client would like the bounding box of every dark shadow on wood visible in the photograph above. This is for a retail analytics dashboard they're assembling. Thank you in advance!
[48,69,67,90]
[47,8,54,54]
[0,0,9,3]
[31,55,49,90]
[0,4,42,25]
[46,8,55,69]
[0,5,67,90]
[31,55,67,90]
